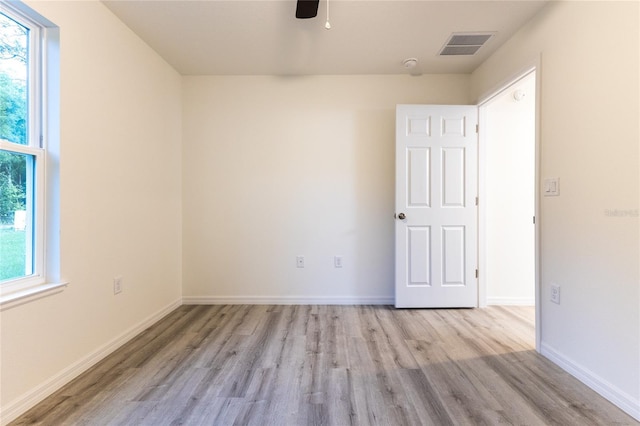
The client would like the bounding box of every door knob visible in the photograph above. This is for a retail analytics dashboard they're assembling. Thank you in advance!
[397,213,406,220]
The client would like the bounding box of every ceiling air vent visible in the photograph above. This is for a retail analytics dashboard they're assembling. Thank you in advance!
[439,33,495,56]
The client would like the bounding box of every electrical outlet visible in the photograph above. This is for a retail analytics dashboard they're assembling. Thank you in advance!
[334,256,343,268]
[113,276,123,295]
[296,256,305,268]
[550,284,560,304]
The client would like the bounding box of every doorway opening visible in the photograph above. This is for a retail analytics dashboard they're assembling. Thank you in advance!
[478,69,539,350]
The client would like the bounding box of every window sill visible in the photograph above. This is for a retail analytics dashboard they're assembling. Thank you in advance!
[0,281,68,311]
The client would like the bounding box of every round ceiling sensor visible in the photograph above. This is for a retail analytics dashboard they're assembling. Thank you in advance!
[403,58,418,69]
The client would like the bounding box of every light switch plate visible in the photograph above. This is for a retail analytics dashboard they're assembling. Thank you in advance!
[544,178,560,196]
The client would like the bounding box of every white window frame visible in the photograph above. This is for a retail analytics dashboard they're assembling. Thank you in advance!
[0,2,64,308]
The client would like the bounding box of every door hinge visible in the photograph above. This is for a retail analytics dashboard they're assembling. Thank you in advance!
[475,124,479,133]
[533,216,536,224]
[475,269,479,278]
[475,196,479,206]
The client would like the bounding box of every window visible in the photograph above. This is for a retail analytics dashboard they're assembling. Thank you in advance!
[0,2,61,305]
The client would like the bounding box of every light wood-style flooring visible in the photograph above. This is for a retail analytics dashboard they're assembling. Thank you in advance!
[10,305,638,425]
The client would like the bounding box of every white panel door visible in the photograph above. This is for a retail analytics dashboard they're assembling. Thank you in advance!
[395,105,478,308]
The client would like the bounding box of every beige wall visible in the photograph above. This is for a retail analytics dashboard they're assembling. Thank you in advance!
[1,0,183,417]
[182,75,470,302]
[472,1,639,415]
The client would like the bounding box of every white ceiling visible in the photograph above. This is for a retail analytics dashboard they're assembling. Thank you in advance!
[102,0,548,76]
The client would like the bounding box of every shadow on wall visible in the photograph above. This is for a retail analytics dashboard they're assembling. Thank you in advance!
[353,108,396,300]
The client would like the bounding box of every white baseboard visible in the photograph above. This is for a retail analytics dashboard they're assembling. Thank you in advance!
[0,298,182,426]
[487,297,535,306]
[541,342,640,422]
[182,295,395,305]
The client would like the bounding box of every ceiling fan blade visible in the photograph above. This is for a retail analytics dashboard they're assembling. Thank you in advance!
[296,0,319,19]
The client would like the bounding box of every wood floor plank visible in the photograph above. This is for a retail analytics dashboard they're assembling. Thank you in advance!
[324,367,356,425]
[396,367,454,426]
[346,335,393,425]
[9,305,638,426]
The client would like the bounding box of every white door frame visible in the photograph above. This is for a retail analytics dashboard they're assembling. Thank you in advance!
[477,59,541,352]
